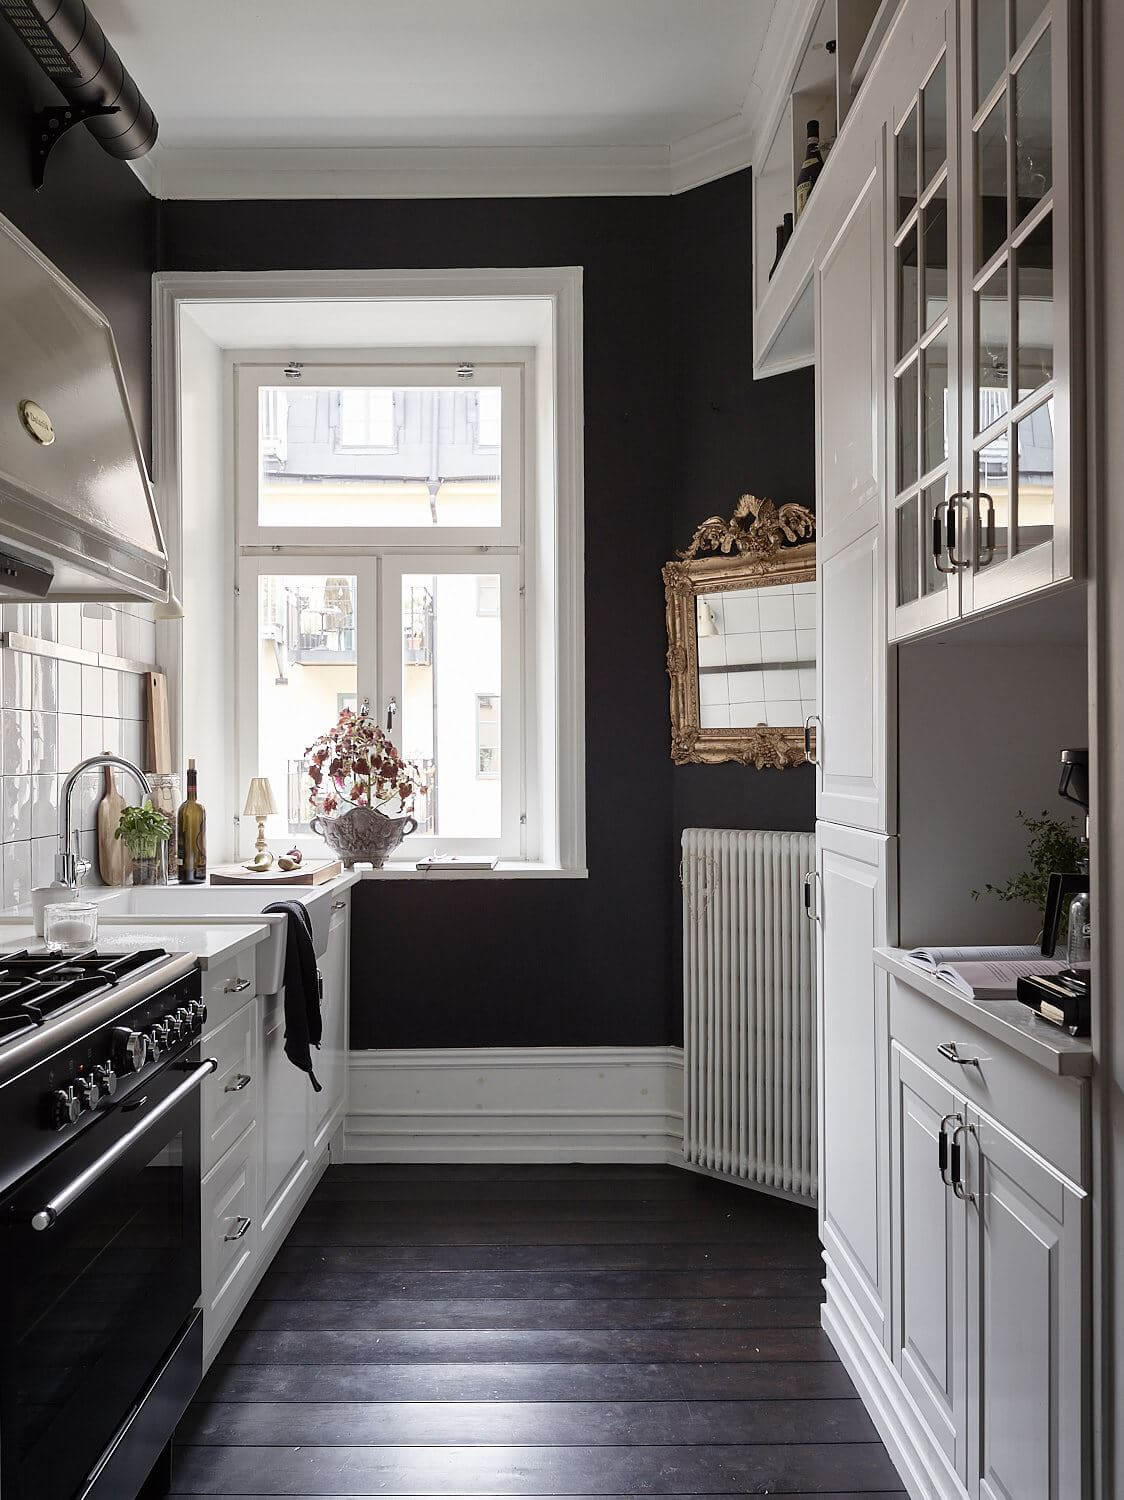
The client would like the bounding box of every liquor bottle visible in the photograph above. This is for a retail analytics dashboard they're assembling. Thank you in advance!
[769,212,794,279]
[795,120,824,219]
[177,758,207,884]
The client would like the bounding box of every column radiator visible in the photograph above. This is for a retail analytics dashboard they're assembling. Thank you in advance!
[681,827,818,1203]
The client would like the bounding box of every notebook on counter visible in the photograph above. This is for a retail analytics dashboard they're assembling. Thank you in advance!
[902,945,1067,1001]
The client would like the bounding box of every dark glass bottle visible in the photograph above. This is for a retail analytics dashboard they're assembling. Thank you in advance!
[176,758,207,884]
[795,120,824,219]
[770,212,795,278]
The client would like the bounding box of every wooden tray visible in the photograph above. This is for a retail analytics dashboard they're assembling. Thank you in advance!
[208,860,343,887]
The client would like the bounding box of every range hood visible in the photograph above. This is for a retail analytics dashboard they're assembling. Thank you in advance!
[0,210,171,604]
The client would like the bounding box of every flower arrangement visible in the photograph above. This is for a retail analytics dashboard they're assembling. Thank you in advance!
[306,703,425,818]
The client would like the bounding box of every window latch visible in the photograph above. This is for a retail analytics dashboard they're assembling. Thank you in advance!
[386,697,398,732]
[456,363,475,379]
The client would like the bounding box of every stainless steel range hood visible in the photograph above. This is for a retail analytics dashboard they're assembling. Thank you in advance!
[0,210,171,604]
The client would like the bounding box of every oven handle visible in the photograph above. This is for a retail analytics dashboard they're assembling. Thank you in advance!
[30,1057,217,1232]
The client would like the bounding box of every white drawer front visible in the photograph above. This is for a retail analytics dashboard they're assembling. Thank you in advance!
[201,999,259,1174]
[202,1121,259,1341]
[202,951,257,1031]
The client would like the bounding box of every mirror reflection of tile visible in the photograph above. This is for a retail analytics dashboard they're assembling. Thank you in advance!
[696,582,816,731]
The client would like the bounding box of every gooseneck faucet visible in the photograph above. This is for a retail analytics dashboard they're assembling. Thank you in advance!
[56,754,153,887]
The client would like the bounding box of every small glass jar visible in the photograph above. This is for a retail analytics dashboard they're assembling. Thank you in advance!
[43,900,98,953]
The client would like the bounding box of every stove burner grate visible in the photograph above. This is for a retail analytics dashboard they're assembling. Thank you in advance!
[0,949,168,1042]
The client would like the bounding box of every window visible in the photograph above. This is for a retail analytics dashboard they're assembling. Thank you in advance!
[235,359,529,862]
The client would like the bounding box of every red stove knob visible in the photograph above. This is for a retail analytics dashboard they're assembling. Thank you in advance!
[50,1087,82,1129]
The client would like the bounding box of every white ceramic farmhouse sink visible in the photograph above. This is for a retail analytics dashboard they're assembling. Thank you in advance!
[93,883,337,993]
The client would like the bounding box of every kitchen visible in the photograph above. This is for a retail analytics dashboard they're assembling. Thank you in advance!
[0,2,1121,1498]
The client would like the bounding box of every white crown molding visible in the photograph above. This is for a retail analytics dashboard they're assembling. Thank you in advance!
[343,1045,684,1163]
[669,115,754,196]
[748,0,826,162]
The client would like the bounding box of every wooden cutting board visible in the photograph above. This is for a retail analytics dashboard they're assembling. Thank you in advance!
[208,860,343,886]
[145,671,172,774]
[97,762,132,886]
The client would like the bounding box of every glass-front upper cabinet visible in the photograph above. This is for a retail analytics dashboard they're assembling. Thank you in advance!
[958,0,1077,615]
[888,2,961,639]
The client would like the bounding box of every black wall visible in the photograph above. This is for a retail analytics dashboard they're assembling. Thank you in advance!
[0,24,156,459]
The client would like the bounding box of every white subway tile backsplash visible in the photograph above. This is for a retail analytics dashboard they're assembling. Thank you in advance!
[58,659,81,715]
[57,604,82,648]
[30,712,57,775]
[80,603,104,653]
[102,669,120,718]
[31,655,56,712]
[101,609,119,658]
[2,651,30,710]
[3,840,31,907]
[121,719,144,768]
[125,671,146,720]
[31,774,57,839]
[82,665,103,717]
[3,778,31,842]
[58,713,82,772]
[3,710,30,777]
[32,836,55,888]
[81,716,105,761]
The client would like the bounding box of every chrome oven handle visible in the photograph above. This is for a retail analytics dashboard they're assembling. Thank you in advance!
[30,1057,218,1232]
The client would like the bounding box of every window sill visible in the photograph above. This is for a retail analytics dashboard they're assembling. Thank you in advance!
[356,861,588,880]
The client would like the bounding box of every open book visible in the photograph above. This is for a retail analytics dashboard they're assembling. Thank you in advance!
[902,945,1065,1001]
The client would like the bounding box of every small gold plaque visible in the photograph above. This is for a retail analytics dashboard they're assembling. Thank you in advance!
[18,399,54,446]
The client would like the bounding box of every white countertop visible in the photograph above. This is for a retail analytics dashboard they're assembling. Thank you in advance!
[876,947,1094,1078]
[0,918,270,968]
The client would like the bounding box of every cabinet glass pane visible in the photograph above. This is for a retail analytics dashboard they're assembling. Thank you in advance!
[977,260,1010,433]
[922,56,947,189]
[922,479,948,596]
[921,185,949,331]
[898,223,920,357]
[977,435,1011,567]
[1016,213,1054,397]
[922,328,950,475]
[976,0,1007,105]
[897,106,918,226]
[1014,28,1052,223]
[897,360,919,493]
[1016,397,1055,554]
[977,94,1009,269]
[1015,0,1048,53]
[896,497,920,606]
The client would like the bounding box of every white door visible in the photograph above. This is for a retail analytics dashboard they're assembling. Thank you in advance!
[966,1107,1087,1500]
[816,526,894,833]
[259,987,310,1248]
[310,899,350,1157]
[958,0,1079,615]
[890,1042,969,1477]
[817,820,896,1349]
[816,153,884,562]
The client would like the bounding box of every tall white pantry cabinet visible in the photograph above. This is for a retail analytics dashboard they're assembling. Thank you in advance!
[787,0,1093,1495]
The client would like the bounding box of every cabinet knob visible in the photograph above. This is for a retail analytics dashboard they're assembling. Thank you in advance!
[224,1072,252,1093]
[223,1215,252,1242]
[223,976,252,994]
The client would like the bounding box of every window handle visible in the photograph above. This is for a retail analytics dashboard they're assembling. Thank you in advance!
[386,696,398,732]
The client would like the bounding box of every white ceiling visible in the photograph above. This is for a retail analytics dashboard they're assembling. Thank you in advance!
[95,0,802,199]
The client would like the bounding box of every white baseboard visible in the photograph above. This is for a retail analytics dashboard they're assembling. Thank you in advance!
[822,1261,966,1500]
[343,1045,684,1163]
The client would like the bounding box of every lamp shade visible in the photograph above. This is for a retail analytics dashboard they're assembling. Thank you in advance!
[243,776,278,818]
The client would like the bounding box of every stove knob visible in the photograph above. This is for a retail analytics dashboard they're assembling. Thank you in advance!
[94,1063,118,1098]
[191,999,208,1027]
[51,1087,82,1129]
[75,1075,102,1111]
[176,1006,194,1036]
[148,1023,170,1059]
[112,1026,148,1074]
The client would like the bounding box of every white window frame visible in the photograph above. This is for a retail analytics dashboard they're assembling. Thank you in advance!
[152,268,586,878]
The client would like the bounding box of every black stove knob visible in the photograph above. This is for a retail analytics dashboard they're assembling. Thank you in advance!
[50,1087,82,1129]
[94,1063,118,1098]
[75,1075,102,1111]
[176,1006,194,1036]
[112,1026,148,1074]
[163,1013,183,1042]
[191,999,208,1027]
[146,1024,168,1060]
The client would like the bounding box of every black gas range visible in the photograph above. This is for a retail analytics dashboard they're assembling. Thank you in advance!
[0,945,213,1500]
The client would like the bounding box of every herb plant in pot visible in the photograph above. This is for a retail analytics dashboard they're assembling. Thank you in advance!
[115,800,173,886]
[306,704,425,869]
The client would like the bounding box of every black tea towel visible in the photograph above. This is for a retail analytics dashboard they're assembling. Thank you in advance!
[264,899,323,1092]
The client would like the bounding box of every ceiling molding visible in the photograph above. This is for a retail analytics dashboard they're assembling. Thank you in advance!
[748,0,826,162]
[668,116,753,196]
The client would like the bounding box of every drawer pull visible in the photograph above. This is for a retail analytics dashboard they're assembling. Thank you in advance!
[223,976,252,994]
[331,899,347,911]
[224,1215,252,1242]
[937,1041,984,1067]
[224,1072,252,1093]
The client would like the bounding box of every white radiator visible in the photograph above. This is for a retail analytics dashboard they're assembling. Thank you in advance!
[681,827,818,1202]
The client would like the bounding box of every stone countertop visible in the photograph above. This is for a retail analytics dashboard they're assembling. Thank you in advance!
[875,947,1094,1078]
[0,918,270,969]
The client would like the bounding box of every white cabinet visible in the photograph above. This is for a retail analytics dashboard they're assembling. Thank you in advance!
[201,998,258,1175]
[816,821,895,1347]
[259,985,312,1251]
[310,897,350,1157]
[201,1120,260,1361]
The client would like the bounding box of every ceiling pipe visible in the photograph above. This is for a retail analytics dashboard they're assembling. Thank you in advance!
[0,0,158,184]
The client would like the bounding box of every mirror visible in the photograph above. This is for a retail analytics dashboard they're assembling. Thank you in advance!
[664,494,816,768]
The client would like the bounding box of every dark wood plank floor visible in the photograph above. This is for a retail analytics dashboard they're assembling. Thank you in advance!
[172,1165,903,1496]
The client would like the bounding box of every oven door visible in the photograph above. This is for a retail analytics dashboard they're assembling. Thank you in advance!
[0,1045,207,1500]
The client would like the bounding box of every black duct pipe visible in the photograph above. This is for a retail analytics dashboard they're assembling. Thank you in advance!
[0,0,157,160]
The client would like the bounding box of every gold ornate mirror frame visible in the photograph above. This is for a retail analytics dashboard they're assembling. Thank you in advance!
[663,494,817,769]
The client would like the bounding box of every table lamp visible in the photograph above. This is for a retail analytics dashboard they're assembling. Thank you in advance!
[243,777,278,868]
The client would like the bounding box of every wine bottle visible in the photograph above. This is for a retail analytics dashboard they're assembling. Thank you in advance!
[176,757,207,884]
[795,120,824,219]
[769,212,794,279]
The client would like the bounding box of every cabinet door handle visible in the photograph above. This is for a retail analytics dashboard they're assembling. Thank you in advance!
[937,1041,984,1067]
[937,1112,958,1184]
[946,491,971,569]
[932,498,955,574]
[802,870,818,921]
[976,492,996,567]
[224,1215,252,1242]
[951,1120,975,1202]
[223,976,252,994]
[331,899,347,910]
[224,1072,252,1093]
[803,714,821,765]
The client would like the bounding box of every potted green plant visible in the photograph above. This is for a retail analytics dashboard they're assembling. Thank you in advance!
[972,809,1086,941]
[115,799,173,886]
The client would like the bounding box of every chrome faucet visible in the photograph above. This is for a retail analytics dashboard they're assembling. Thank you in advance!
[56,754,153,887]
